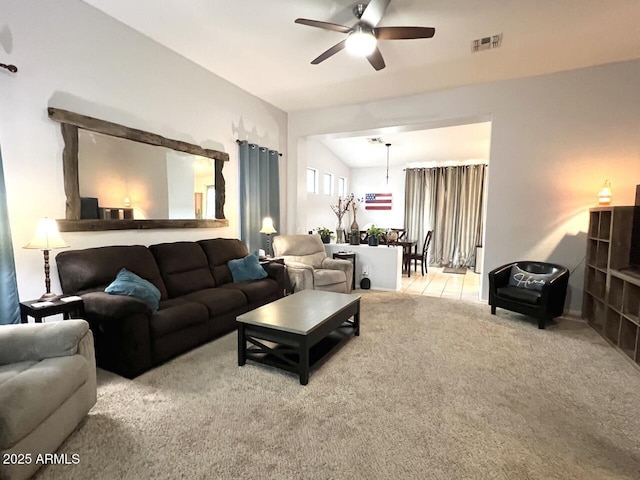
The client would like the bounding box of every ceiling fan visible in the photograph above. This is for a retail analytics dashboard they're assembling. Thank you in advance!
[295,0,435,71]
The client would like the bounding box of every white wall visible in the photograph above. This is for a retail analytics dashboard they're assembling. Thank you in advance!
[288,59,640,314]
[0,0,287,300]
[305,140,351,234]
[350,166,405,230]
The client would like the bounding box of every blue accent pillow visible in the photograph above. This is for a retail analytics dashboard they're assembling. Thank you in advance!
[508,265,552,291]
[105,268,161,311]
[228,253,268,283]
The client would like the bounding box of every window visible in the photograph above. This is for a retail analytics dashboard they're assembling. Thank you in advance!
[323,173,333,195]
[338,176,347,198]
[307,168,318,194]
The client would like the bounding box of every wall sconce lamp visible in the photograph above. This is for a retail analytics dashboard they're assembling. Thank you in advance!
[598,180,612,206]
[259,217,277,257]
[23,218,69,300]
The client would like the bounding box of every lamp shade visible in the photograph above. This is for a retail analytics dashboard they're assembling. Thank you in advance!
[259,217,277,234]
[24,217,68,250]
[598,180,612,206]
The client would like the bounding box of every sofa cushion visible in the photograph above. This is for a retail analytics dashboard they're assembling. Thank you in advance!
[0,361,36,388]
[149,242,216,297]
[198,238,249,286]
[314,269,347,287]
[228,253,268,283]
[220,278,279,304]
[0,355,88,449]
[497,286,542,305]
[150,299,209,339]
[508,265,554,291]
[105,268,162,311]
[56,245,168,299]
[182,288,248,317]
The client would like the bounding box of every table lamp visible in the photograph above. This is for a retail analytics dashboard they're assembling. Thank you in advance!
[598,180,612,206]
[259,217,277,257]
[24,217,69,300]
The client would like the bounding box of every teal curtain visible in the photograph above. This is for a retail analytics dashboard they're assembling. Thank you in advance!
[238,141,280,254]
[0,146,20,324]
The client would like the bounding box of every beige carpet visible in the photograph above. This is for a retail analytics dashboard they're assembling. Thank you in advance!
[35,292,640,480]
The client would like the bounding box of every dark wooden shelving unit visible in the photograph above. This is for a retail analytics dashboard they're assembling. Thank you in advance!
[583,207,640,368]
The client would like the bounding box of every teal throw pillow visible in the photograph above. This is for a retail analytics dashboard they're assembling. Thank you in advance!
[228,253,268,283]
[508,265,553,291]
[105,268,161,311]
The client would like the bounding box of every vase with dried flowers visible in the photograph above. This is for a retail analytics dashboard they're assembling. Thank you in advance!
[330,196,352,243]
[349,194,363,233]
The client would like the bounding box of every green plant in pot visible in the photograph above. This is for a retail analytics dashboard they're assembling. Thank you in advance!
[349,228,361,245]
[316,227,334,244]
[366,225,386,246]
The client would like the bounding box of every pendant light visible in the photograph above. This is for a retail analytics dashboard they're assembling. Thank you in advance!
[385,143,391,184]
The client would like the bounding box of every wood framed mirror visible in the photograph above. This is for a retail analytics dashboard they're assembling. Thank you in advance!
[49,107,229,232]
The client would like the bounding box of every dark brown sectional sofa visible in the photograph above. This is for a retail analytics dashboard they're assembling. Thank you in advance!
[55,238,285,378]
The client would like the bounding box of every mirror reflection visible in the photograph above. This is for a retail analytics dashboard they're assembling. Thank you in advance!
[78,130,216,220]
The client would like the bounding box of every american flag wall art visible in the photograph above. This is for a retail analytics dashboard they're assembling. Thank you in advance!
[365,193,392,210]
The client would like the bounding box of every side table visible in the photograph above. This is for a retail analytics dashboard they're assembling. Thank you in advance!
[20,296,84,323]
[259,257,285,266]
[260,257,288,294]
[333,252,356,291]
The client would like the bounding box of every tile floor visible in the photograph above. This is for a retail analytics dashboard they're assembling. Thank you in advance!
[400,266,483,304]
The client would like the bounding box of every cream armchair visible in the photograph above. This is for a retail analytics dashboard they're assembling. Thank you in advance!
[272,234,354,293]
[0,320,96,480]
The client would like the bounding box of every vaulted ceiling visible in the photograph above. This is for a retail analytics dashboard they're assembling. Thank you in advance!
[79,1,640,167]
[81,0,640,113]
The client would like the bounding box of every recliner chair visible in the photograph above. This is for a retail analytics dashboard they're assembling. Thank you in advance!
[488,261,569,329]
[0,320,96,480]
[272,234,354,293]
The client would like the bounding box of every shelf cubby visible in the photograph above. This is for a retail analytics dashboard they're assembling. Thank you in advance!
[608,276,624,313]
[596,241,610,269]
[619,318,638,361]
[588,298,606,333]
[587,239,598,266]
[604,308,621,343]
[589,211,599,238]
[599,210,612,240]
[592,269,606,301]
[622,282,640,325]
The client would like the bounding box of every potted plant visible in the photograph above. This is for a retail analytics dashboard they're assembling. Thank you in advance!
[316,227,334,244]
[349,228,361,245]
[366,225,386,247]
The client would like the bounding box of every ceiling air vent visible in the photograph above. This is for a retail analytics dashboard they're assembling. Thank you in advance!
[367,137,384,144]
[471,33,502,53]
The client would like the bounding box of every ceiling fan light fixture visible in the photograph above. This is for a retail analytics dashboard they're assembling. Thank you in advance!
[345,27,377,57]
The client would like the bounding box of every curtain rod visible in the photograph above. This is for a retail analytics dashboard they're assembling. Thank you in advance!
[403,163,488,171]
[236,139,282,156]
[0,63,18,73]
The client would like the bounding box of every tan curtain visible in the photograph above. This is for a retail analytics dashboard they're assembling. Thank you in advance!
[405,164,486,268]
[404,169,427,248]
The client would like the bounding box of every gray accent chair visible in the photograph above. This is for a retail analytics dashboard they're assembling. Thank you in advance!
[0,320,97,480]
[272,234,354,293]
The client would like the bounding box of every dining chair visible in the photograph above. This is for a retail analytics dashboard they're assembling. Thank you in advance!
[408,230,433,275]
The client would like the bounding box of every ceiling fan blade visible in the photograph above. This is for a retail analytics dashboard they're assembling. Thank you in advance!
[295,18,352,34]
[375,26,436,40]
[360,0,391,27]
[311,39,347,65]
[367,47,386,71]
